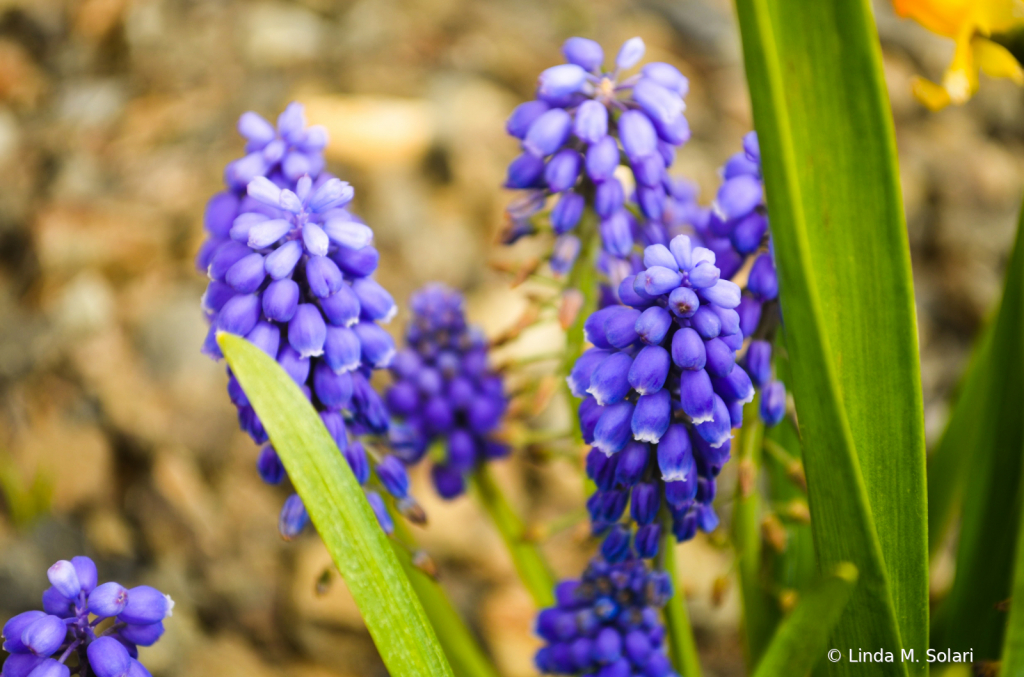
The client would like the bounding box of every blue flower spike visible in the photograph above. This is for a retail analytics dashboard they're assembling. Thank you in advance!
[565,129,787,564]
[534,555,679,677]
[503,37,691,274]
[386,284,510,499]
[197,102,417,538]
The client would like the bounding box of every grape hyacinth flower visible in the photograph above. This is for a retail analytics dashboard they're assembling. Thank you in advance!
[635,131,787,428]
[222,102,328,192]
[502,36,691,275]
[533,554,677,677]
[1,557,171,677]
[570,233,750,557]
[386,284,510,498]
[744,338,787,427]
[196,103,418,538]
[569,134,793,558]
[697,132,786,427]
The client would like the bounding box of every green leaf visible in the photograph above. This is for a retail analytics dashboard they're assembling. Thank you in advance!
[733,399,779,670]
[762,423,817,604]
[926,321,993,558]
[938,201,1024,659]
[218,333,454,677]
[762,345,817,602]
[472,465,556,608]
[733,0,928,672]
[392,520,501,677]
[1001,400,1024,677]
[752,563,858,677]
[1002,475,1024,675]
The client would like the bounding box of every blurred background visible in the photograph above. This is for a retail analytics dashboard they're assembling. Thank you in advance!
[0,0,1020,676]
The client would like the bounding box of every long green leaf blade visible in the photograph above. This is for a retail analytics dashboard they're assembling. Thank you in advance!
[392,521,501,677]
[752,563,858,677]
[926,322,993,557]
[1001,454,1024,676]
[733,0,927,672]
[218,333,454,677]
[941,201,1024,659]
[733,401,778,669]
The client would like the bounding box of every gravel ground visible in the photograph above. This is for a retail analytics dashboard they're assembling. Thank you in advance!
[0,1,1020,676]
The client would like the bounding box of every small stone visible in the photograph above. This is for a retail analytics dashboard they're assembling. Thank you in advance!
[305,95,434,168]
[245,2,326,67]
[479,584,543,677]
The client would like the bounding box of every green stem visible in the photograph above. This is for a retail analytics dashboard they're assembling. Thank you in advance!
[561,210,600,445]
[732,400,778,670]
[392,520,500,677]
[661,529,703,677]
[559,210,602,499]
[472,464,556,607]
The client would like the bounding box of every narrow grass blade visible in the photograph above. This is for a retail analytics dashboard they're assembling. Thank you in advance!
[392,520,500,677]
[661,530,703,677]
[939,201,1024,659]
[1001,445,1024,676]
[762,345,817,602]
[218,333,453,677]
[926,322,993,557]
[763,425,816,602]
[733,0,926,672]
[752,563,858,677]
[733,400,778,669]
[472,465,556,608]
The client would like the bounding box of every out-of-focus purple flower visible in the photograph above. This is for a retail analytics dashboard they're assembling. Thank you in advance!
[533,554,674,676]
[387,284,510,499]
[760,380,787,427]
[502,37,691,274]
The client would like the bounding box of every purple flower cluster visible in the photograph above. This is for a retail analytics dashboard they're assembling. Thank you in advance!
[695,133,785,427]
[611,132,787,428]
[1,558,171,677]
[386,284,510,498]
[503,37,691,275]
[196,103,411,537]
[569,233,745,557]
[534,555,677,677]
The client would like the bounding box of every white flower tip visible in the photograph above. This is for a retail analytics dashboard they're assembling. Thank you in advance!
[332,359,361,375]
[374,348,397,369]
[709,431,734,449]
[585,386,607,406]
[634,430,661,444]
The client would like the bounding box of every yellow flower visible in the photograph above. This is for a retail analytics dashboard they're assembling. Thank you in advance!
[893,0,1024,109]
